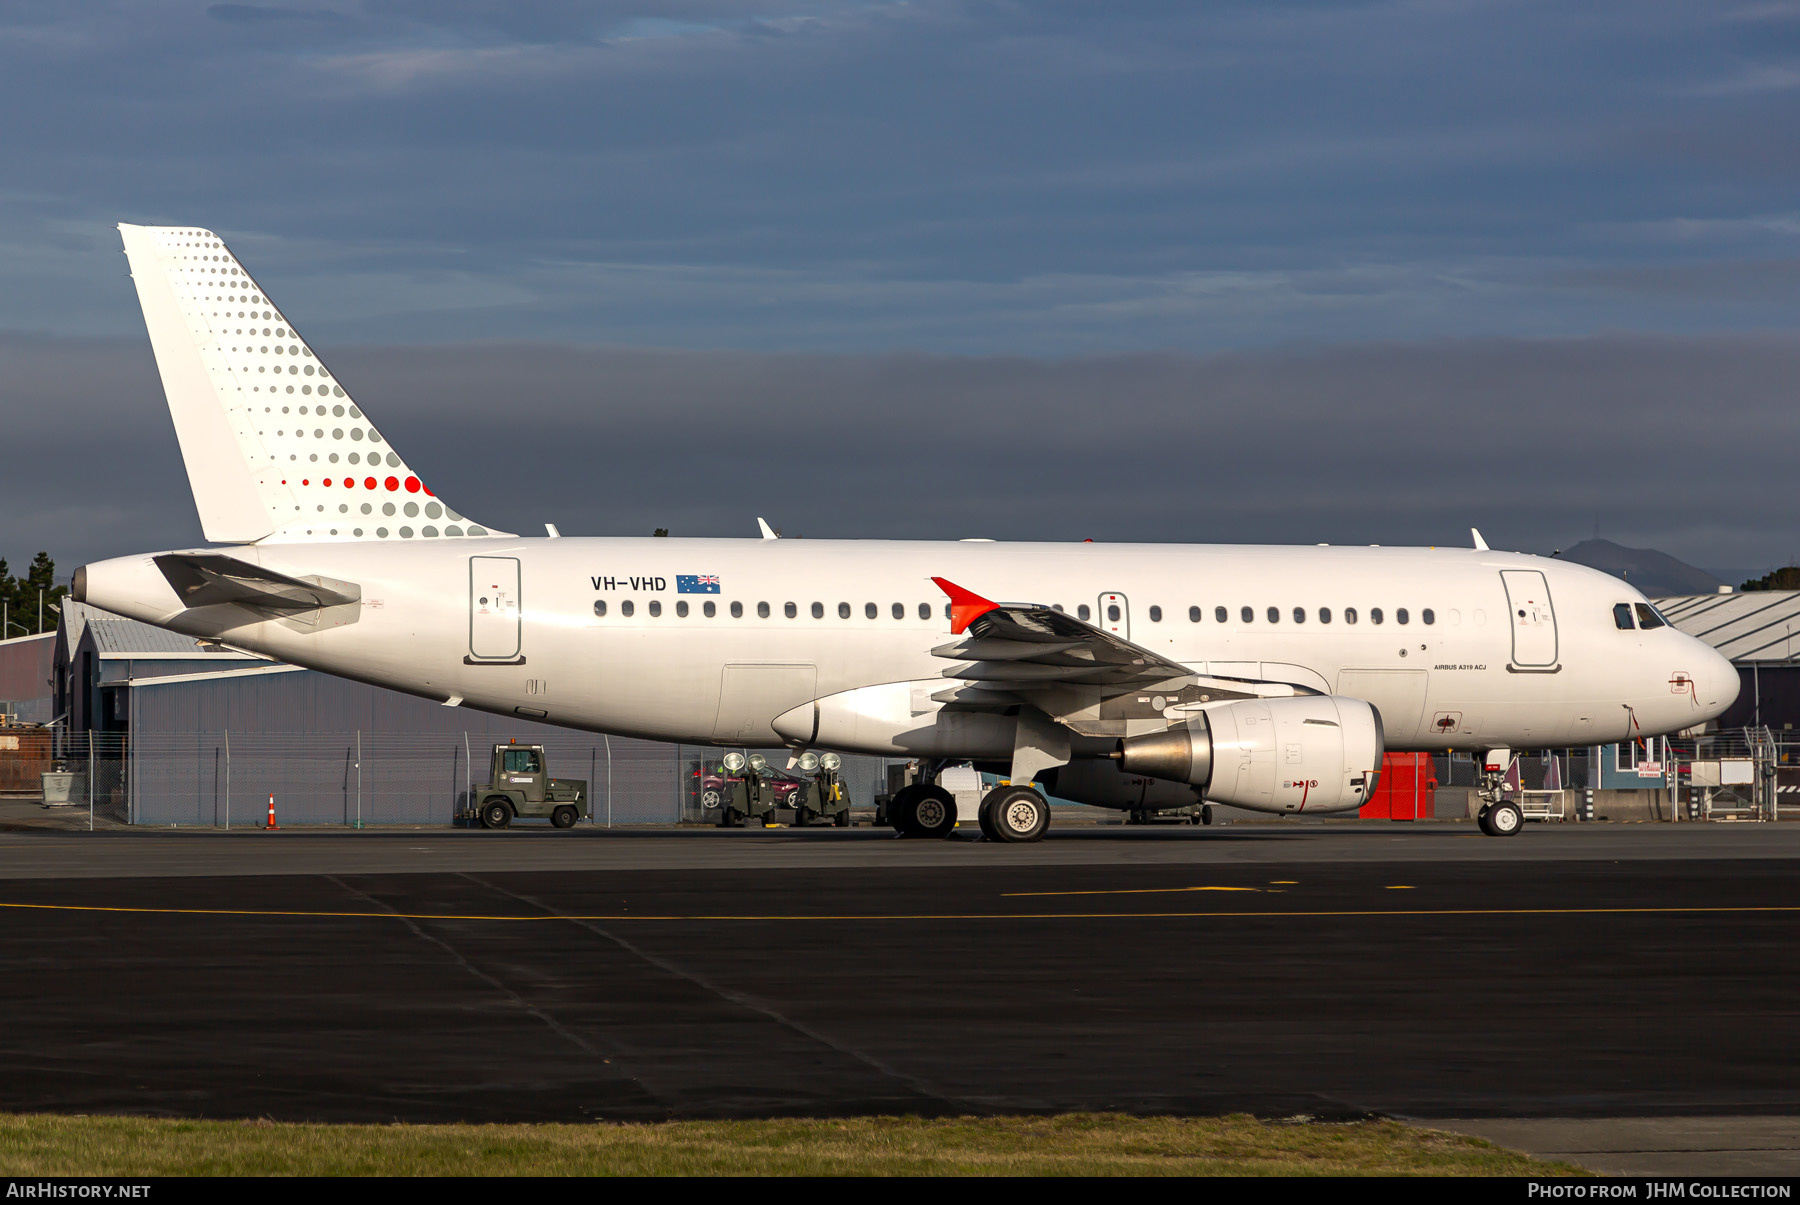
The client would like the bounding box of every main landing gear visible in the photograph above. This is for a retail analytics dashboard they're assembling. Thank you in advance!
[889,782,957,839]
[977,784,1049,843]
[888,763,1051,843]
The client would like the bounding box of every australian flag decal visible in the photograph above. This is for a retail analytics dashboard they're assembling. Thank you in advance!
[677,574,721,594]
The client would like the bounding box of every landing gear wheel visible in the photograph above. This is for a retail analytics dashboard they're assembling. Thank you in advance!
[909,786,957,839]
[551,805,578,829]
[889,785,921,834]
[1200,803,1214,827]
[977,795,1001,841]
[480,798,512,830]
[983,785,1049,843]
[1481,800,1523,837]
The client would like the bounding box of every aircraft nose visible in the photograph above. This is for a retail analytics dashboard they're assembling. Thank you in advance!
[1695,641,1741,718]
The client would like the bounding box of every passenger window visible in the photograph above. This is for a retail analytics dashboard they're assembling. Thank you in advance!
[1216,606,1227,623]
[621,599,634,617]
[1613,603,1635,630]
[1241,606,1253,623]
[593,600,607,617]
[1635,603,1666,630]
[677,600,689,618]
[757,601,770,618]
[1149,605,1162,623]
[1422,608,1435,625]
[648,600,662,617]
[730,601,744,618]
[1345,607,1357,624]
[1189,606,1202,623]
[1397,608,1410,625]
[812,602,824,619]
[919,602,931,620]
[944,603,952,620]
[704,600,717,618]
[1078,604,1091,621]
[1267,607,1280,623]
[1107,604,1121,622]
[1320,608,1332,624]
[785,602,797,618]
[838,602,851,619]
[865,602,877,619]
[892,602,904,620]
[1292,607,1305,624]
[1371,608,1383,624]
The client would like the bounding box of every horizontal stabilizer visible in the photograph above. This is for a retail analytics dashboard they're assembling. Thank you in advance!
[154,553,359,612]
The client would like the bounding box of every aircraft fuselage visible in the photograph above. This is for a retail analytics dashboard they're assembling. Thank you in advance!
[79,536,1740,756]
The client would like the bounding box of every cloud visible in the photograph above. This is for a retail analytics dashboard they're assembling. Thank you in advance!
[8,331,1799,584]
[1,1,1799,354]
[1559,258,1800,301]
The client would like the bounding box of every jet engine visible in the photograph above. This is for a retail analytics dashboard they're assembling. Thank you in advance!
[1117,695,1384,814]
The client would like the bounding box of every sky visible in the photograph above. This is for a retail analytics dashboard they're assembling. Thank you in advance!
[3,1,1799,578]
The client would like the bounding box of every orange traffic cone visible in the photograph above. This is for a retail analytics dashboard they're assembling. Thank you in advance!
[266,793,279,830]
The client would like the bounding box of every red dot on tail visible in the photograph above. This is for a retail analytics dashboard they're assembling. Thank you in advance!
[302,479,309,486]
[385,477,398,491]
[323,479,332,487]
[364,477,376,490]
[404,476,420,493]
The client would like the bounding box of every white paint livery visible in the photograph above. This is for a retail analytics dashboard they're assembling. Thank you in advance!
[79,224,1741,832]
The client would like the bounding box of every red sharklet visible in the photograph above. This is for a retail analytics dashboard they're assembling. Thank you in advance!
[932,576,1000,635]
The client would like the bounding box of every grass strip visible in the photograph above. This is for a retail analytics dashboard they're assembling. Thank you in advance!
[0,1112,1580,1176]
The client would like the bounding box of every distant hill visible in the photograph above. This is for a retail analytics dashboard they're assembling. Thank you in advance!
[1553,539,1724,597]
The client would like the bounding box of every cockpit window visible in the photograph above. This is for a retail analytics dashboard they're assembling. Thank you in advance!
[1634,602,1667,630]
[1613,603,1635,631]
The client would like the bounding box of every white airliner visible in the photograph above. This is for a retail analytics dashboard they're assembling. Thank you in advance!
[75,224,1739,840]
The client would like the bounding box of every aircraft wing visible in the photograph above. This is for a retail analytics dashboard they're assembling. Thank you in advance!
[928,577,1308,736]
[154,553,360,612]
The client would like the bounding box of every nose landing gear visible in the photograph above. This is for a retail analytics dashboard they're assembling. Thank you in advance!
[1475,748,1524,837]
[1477,799,1524,836]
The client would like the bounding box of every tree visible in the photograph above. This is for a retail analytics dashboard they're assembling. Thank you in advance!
[1741,567,1800,592]
[0,552,69,635]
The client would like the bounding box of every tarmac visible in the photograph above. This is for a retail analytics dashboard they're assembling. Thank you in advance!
[1,817,1797,1175]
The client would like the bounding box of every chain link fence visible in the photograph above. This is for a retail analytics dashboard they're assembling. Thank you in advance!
[114,731,902,827]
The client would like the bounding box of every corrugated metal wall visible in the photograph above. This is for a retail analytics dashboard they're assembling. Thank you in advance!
[126,669,893,826]
[0,633,55,723]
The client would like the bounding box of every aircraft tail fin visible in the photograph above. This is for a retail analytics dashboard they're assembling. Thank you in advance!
[117,223,508,544]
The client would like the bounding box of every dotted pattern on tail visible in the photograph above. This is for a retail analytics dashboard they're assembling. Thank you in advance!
[140,226,498,543]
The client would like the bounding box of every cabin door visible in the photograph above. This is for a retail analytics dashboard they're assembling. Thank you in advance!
[1500,570,1559,667]
[469,556,523,663]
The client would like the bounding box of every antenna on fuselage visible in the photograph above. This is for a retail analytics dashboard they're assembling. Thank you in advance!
[757,518,780,540]
[1471,528,1490,551]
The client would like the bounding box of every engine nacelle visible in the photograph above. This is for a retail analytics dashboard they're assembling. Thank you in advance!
[1118,695,1385,814]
